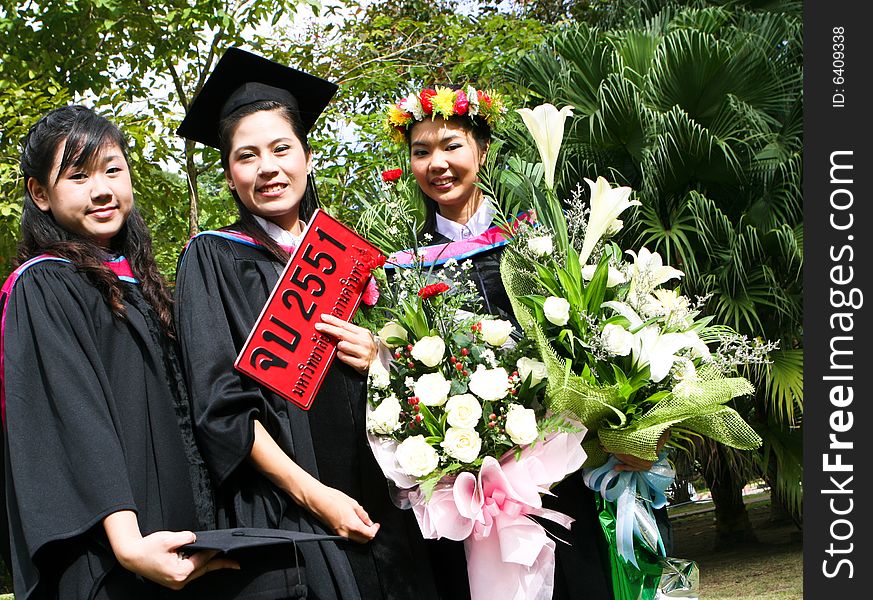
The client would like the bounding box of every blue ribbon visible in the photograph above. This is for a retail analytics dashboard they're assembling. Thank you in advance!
[583,452,675,568]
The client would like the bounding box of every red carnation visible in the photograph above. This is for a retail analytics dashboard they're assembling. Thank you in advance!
[381,168,403,183]
[418,282,450,300]
[359,249,387,271]
[453,89,469,115]
[420,89,437,113]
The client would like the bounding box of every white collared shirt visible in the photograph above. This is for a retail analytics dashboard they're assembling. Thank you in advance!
[253,214,304,248]
[434,198,496,242]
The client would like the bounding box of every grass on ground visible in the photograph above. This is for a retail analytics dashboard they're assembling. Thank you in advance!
[669,492,803,600]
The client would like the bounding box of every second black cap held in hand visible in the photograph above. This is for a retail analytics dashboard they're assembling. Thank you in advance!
[181,527,345,554]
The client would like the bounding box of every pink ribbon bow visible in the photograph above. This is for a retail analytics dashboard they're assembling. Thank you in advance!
[407,429,587,600]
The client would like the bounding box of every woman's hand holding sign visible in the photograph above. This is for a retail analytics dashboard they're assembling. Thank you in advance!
[314,313,378,375]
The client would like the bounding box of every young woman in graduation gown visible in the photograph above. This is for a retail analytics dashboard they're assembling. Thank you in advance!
[0,106,233,600]
[385,84,629,600]
[173,48,438,600]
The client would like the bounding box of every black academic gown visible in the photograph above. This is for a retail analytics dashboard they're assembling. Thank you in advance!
[417,230,617,600]
[1,260,209,600]
[174,231,438,600]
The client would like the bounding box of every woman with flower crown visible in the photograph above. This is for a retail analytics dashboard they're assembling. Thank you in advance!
[381,84,632,600]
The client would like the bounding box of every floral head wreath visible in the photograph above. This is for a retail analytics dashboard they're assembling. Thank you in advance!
[384,85,506,144]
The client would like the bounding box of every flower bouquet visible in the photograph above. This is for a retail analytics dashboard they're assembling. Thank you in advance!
[364,252,588,600]
[486,104,772,599]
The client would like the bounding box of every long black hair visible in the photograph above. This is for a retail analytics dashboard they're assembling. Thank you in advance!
[405,85,493,237]
[218,100,321,263]
[18,105,174,332]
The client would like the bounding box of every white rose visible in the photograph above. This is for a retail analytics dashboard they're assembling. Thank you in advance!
[368,359,391,389]
[527,235,553,257]
[395,435,440,477]
[543,296,571,326]
[505,405,539,445]
[441,428,482,463]
[377,322,408,347]
[445,394,483,429]
[468,365,511,402]
[414,372,451,406]
[600,323,634,356]
[366,395,402,434]
[516,357,547,386]
[411,335,446,367]
[581,264,628,288]
[479,319,513,347]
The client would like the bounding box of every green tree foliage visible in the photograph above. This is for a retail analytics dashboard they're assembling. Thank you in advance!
[0,0,314,278]
[509,0,803,536]
[0,1,551,279]
[0,75,70,272]
[287,0,552,225]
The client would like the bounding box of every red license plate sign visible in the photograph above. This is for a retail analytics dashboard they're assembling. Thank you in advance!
[235,209,383,410]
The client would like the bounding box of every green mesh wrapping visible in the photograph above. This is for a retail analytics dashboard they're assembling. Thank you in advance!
[500,250,762,467]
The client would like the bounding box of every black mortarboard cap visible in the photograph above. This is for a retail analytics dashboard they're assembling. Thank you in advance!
[180,528,345,554]
[176,47,338,149]
[181,528,344,598]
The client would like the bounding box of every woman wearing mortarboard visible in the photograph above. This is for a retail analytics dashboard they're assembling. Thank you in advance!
[174,48,439,600]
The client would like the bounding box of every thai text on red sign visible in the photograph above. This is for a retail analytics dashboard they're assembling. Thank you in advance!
[235,209,384,410]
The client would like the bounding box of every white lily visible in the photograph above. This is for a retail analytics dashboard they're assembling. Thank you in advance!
[627,247,684,303]
[633,326,699,383]
[516,103,574,190]
[602,300,644,328]
[683,329,711,361]
[644,288,693,328]
[578,177,640,266]
[603,299,704,382]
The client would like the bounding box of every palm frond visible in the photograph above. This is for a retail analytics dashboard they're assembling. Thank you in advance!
[509,40,565,107]
[761,348,803,423]
[632,192,700,278]
[759,419,803,522]
[763,225,803,289]
[607,29,661,88]
[590,73,647,161]
[646,28,735,122]
[643,106,743,197]
[668,5,732,36]
[748,152,803,229]
[688,193,735,264]
[555,25,615,116]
